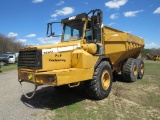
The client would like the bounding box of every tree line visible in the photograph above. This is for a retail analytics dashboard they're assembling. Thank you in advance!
[0,33,160,57]
[0,34,24,54]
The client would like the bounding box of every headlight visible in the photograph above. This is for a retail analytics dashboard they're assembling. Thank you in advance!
[47,75,56,82]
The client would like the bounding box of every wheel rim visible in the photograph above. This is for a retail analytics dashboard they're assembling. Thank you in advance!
[133,65,138,76]
[101,70,110,90]
[141,64,144,74]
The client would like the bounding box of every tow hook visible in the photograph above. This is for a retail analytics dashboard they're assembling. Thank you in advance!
[18,79,38,99]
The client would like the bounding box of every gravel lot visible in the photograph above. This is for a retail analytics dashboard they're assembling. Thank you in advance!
[0,70,52,120]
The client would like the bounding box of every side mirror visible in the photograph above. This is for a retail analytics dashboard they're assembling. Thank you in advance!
[47,23,55,37]
[46,22,61,37]
[47,23,52,37]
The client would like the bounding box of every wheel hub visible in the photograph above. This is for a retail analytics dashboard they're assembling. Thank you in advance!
[101,70,110,90]
[141,64,144,73]
[133,65,138,76]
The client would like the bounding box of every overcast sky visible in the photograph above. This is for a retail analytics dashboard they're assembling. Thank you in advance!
[0,0,160,48]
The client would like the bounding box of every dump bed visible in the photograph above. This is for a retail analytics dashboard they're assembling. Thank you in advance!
[102,26,145,70]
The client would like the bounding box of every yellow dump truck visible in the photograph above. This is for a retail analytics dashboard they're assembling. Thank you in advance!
[155,55,160,61]
[18,9,145,100]
[146,53,160,61]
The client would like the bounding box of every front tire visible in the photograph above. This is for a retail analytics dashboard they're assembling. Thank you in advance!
[85,61,113,100]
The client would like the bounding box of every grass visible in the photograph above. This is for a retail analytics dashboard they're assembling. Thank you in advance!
[40,60,160,120]
[5,60,159,119]
[0,63,17,72]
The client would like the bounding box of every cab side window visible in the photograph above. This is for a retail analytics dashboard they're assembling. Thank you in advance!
[85,21,101,43]
[85,22,92,41]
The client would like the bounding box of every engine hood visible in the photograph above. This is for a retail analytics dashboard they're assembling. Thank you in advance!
[21,40,81,51]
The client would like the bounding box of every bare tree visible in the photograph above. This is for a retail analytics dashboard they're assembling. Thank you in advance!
[0,33,24,54]
[150,48,160,56]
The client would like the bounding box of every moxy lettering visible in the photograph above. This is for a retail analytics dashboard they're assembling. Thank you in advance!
[69,16,76,20]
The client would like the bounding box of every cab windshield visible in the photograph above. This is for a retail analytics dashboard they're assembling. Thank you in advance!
[62,20,84,42]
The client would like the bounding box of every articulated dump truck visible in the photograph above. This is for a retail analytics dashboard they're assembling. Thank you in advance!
[18,9,145,100]
[146,53,160,61]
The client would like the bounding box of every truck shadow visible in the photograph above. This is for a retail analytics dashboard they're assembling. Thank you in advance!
[20,75,129,110]
[20,86,87,110]
[113,74,131,83]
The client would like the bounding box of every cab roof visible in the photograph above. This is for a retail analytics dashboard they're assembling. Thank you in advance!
[61,13,87,23]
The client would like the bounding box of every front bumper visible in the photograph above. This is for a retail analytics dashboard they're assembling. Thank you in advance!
[18,68,94,86]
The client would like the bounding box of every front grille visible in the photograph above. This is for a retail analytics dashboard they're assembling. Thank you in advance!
[18,50,42,69]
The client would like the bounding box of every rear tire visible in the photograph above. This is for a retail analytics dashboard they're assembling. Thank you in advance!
[137,59,144,79]
[85,61,113,100]
[122,58,138,82]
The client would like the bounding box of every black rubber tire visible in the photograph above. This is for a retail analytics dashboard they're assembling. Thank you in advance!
[137,59,144,79]
[122,58,138,82]
[85,61,113,100]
